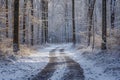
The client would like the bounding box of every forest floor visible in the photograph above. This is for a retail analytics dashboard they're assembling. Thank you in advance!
[0,44,120,80]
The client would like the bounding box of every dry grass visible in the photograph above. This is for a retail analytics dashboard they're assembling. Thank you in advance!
[0,39,13,59]
[78,28,120,50]
[0,38,35,60]
[107,29,120,50]
[94,35,102,48]
[18,45,35,57]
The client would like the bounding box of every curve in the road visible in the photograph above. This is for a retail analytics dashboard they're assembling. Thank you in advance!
[32,48,58,80]
[31,48,84,80]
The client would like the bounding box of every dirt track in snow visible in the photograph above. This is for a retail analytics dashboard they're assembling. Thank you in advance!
[32,47,84,80]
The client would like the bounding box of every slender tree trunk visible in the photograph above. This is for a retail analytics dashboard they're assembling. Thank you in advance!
[41,0,48,44]
[92,17,95,49]
[6,0,8,38]
[13,0,20,52]
[23,0,26,44]
[65,0,68,43]
[72,0,76,45]
[101,0,107,50]
[88,16,92,46]
[37,26,40,44]
[31,0,34,45]
[110,0,116,29]
[37,1,41,44]
[41,0,45,44]
[87,0,96,46]
[44,1,48,43]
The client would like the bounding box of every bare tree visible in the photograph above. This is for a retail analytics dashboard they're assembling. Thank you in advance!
[41,0,48,44]
[87,0,96,46]
[72,0,76,45]
[101,0,107,50]
[13,0,20,52]
[31,0,34,45]
[23,0,27,44]
[110,0,116,29]
[6,0,8,38]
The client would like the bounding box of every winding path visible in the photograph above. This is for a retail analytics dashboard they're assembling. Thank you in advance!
[32,47,84,80]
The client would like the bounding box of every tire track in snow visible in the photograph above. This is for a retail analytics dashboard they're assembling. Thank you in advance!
[49,52,67,80]
[32,47,85,80]
[59,49,85,80]
[32,47,59,80]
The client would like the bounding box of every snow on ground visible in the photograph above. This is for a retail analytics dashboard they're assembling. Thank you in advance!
[49,52,67,80]
[0,44,72,80]
[66,45,120,80]
[0,44,119,80]
[0,45,55,80]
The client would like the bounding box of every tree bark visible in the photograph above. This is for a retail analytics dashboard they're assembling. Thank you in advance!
[41,0,48,44]
[6,0,8,38]
[23,0,27,44]
[72,0,76,45]
[110,0,116,29]
[44,1,48,43]
[13,0,20,52]
[101,0,107,50]
[31,0,34,45]
[87,0,96,46]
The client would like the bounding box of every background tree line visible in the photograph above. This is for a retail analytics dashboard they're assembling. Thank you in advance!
[0,0,119,53]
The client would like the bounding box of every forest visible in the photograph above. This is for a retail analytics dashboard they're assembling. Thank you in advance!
[0,0,120,80]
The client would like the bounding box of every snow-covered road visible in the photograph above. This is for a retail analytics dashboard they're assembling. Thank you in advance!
[32,46,84,80]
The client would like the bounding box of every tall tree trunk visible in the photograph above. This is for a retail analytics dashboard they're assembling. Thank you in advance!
[41,0,48,44]
[110,0,116,29]
[92,16,95,49]
[44,1,48,43]
[31,0,34,45]
[13,0,20,52]
[41,0,45,44]
[37,1,40,44]
[6,0,8,38]
[101,0,107,50]
[87,0,96,46]
[65,0,68,43]
[23,0,26,44]
[72,0,76,45]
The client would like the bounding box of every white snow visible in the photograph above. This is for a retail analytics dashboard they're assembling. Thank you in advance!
[49,53,67,80]
[0,44,120,80]
[66,45,120,80]
[0,46,52,80]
